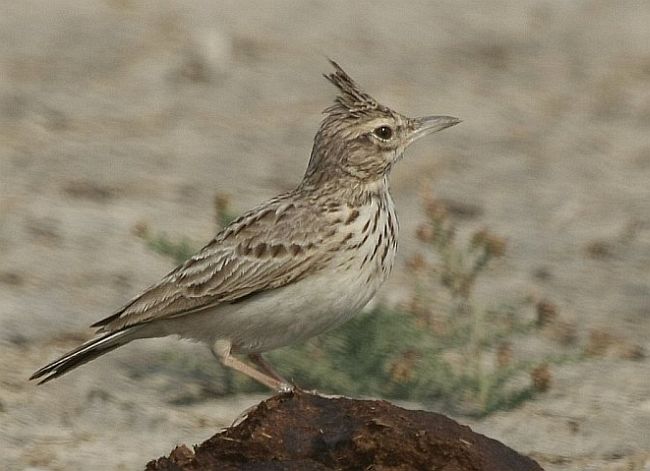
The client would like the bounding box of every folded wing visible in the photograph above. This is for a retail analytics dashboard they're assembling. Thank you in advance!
[92,196,335,333]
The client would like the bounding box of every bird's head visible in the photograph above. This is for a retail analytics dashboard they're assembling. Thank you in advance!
[304,60,460,185]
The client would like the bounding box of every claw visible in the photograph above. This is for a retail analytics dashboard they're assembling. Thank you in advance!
[277,382,295,394]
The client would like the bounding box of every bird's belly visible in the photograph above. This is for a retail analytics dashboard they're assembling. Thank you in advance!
[171,264,385,353]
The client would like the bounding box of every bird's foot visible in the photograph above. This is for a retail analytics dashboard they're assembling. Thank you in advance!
[277,382,295,394]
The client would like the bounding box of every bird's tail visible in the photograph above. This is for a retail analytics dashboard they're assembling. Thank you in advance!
[29,329,135,384]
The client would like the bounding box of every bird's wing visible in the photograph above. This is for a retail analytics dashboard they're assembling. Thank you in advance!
[93,197,340,332]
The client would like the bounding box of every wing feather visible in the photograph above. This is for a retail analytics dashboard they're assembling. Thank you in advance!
[92,196,337,332]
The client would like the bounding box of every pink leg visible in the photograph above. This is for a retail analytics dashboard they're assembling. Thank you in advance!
[248,353,289,384]
[211,340,291,392]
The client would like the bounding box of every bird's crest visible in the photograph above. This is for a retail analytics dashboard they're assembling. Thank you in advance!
[323,60,382,117]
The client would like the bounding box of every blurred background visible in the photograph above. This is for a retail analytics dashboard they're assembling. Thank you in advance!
[1,1,649,469]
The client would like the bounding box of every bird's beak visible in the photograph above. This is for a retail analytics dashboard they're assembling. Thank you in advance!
[407,115,461,145]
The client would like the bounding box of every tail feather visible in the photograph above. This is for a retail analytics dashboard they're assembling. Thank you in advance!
[29,330,133,384]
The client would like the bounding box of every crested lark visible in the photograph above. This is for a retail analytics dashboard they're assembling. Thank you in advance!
[30,61,460,391]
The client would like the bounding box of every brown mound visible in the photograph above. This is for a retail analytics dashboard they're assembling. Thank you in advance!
[146,390,543,471]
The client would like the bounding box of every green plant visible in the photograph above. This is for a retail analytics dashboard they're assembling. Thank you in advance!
[406,195,542,414]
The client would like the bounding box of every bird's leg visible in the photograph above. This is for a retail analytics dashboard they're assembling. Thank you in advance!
[247,353,289,384]
[211,340,291,392]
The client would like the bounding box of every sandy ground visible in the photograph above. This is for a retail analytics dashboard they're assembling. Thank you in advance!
[1,1,649,469]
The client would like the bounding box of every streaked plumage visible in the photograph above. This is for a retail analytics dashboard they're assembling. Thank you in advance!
[31,61,460,390]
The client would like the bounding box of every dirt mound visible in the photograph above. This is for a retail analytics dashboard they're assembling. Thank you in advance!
[146,390,543,470]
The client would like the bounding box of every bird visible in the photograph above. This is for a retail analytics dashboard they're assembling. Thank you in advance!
[30,60,460,392]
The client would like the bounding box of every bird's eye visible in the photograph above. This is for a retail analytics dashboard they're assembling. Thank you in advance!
[373,126,393,140]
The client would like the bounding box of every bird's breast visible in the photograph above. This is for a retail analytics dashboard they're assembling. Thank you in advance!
[331,192,399,297]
